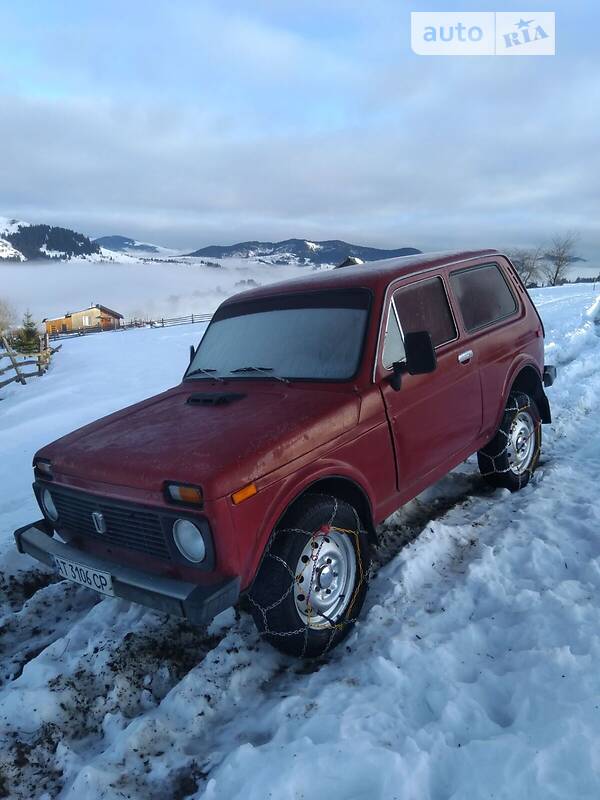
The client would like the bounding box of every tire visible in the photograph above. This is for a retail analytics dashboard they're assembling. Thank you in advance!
[477,390,542,491]
[247,494,371,658]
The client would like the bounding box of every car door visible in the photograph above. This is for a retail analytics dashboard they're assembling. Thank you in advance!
[447,261,524,437]
[378,272,483,494]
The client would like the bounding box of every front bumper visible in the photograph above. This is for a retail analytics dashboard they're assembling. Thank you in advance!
[14,520,240,626]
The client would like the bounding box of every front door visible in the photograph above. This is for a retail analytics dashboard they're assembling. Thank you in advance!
[378,274,482,494]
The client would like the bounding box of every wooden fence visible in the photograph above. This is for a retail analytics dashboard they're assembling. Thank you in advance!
[0,336,61,392]
[48,312,213,341]
[150,313,213,328]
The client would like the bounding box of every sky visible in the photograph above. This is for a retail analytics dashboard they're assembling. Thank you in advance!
[0,0,598,260]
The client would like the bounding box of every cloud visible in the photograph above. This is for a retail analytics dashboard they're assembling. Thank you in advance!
[0,1,598,260]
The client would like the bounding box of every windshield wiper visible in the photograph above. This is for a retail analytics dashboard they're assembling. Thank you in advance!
[186,367,225,382]
[230,366,289,384]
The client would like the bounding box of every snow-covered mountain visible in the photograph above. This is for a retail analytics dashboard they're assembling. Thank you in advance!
[93,235,421,265]
[93,235,176,256]
[0,217,100,261]
[185,238,421,265]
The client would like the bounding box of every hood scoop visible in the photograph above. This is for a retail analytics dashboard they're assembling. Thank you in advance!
[187,392,246,406]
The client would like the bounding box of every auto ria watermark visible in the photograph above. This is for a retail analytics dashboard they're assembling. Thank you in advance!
[411,12,555,55]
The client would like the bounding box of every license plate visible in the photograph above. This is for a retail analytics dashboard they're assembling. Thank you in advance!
[54,555,115,597]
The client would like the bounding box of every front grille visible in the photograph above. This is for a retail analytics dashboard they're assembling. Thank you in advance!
[51,488,171,560]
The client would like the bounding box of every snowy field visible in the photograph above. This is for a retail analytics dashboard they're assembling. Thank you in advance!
[1,284,600,799]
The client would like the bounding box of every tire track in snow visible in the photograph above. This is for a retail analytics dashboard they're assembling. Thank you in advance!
[0,577,98,689]
[0,599,227,799]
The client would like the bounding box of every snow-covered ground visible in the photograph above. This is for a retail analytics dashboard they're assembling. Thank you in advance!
[1,284,600,799]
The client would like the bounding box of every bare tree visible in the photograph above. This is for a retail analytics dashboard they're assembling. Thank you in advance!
[0,298,17,334]
[506,247,544,286]
[543,232,581,286]
[127,308,151,326]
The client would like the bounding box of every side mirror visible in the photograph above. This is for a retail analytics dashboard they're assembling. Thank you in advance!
[404,331,437,375]
[189,344,196,364]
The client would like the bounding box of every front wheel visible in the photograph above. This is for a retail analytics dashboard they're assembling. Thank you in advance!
[477,390,542,491]
[247,494,371,658]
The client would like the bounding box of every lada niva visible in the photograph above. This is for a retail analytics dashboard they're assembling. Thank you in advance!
[15,250,556,657]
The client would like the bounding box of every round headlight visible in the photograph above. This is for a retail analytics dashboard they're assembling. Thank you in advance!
[173,519,206,563]
[41,488,59,522]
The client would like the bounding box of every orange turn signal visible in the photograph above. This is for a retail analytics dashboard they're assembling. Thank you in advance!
[166,483,204,505]
[231,482,257,505]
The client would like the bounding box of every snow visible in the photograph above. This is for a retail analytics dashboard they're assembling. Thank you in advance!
[39,244,67,259]
[0,216,30,237]
[0,237,25,261]
[1,284,600,798]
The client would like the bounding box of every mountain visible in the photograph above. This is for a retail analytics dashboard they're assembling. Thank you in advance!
[184,239,421,265]
[0,220,420,266]
[94,235,166,255]
[0,217,100,261]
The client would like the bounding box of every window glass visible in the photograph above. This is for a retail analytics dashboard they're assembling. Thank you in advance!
[394,277,456,347]
[382,302,405,368]
[450,264,517,331]
[188,290,370,380]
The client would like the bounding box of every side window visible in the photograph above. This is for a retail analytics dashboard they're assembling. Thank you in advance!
[393,276,456,347]
[382,302,405,368]
[450,263,517,331]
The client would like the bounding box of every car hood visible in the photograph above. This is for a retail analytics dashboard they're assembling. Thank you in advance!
[37,382,360,498]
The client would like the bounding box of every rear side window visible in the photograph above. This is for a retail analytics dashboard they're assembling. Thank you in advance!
[450,263,517,331]
[393,277,456,347]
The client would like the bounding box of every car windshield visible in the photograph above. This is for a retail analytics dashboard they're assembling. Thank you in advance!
[186,290,370,381]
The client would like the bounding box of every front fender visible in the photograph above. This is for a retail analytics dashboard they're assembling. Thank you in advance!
[497,357,548,432]
[231,458,375,590]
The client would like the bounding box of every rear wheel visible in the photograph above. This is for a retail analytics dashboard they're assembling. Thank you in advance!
[477,390,541,491]
[247,494,371,658]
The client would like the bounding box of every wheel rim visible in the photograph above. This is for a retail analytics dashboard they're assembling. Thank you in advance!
[508,410,536,474]
[294,529,357,630]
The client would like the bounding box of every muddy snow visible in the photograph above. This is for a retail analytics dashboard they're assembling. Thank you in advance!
[1,284,600,799]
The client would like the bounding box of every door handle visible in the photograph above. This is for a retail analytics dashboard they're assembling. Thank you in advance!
[458,350,473,364]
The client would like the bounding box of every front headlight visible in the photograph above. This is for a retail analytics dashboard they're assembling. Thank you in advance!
[41,488,59,522]
[172,519,206,563]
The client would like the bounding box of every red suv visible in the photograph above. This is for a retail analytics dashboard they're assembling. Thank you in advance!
[15,250,555,657]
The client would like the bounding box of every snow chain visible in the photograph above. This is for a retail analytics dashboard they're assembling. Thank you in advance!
[248,496,368,658]
[478,395,541,489]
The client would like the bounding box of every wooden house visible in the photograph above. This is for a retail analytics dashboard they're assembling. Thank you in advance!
[44,304,123,335]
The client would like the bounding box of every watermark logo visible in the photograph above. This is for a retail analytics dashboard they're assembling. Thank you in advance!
[496,13,555,55]
[411,12,555,56]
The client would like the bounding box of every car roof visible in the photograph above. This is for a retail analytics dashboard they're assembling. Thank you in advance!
[221,249,502,307]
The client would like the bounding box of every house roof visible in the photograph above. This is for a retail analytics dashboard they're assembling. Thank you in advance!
[43,303,124,323]
[94,304,124,319]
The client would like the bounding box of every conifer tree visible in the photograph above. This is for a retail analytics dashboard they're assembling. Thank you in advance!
[14,310,39,353]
